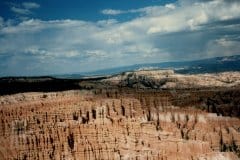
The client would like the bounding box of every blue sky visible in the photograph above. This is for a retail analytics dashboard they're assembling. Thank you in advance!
[0,0,240,76]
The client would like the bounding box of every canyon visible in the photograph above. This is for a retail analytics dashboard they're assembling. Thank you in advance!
[0,70,240,160]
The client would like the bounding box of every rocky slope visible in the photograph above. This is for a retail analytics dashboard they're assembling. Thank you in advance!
[104,70,240,89]
[0,70,240,159]
[0,89,240,160]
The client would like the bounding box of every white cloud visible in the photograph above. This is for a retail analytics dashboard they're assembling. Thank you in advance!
[97,19,118,26]
[9,2,40,15]
[101,1,240,35]
[165,3,176,9]
[206,37,240,57]
[216,38,237,47]
[0,17,4,28]
[24,47,47,55]
[11,6,31,15]
[101,9,125,15]
[1,0,240,75]
[101,4,175,16]
[85,50,108,58]
[65,50,80,58]
[22,2,40,9]
[147,1,240,34]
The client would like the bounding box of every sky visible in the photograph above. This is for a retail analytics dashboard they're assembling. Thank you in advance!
[0,0,240,76]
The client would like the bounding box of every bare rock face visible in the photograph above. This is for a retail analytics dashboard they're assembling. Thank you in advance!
[0,90,239,160]
[105,70,240,89]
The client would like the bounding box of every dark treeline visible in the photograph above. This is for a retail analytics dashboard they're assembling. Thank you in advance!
[0,76,106,95]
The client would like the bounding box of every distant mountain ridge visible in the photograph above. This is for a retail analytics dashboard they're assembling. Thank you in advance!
[2,55,239,79]
[0,55,239,95]
[74,55,240,77]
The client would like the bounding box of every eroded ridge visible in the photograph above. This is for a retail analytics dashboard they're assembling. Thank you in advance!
[0,90,239,160]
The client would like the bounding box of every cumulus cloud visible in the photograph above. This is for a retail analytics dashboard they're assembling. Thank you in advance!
[1,0,240,76]
[100,1,240,35]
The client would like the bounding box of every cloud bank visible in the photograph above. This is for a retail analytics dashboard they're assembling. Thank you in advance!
[0,0,240,76]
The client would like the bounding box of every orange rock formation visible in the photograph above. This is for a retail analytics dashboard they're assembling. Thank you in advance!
[0,90,239,160]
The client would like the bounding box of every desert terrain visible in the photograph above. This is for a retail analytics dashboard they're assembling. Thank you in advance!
[0,70,240,160]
